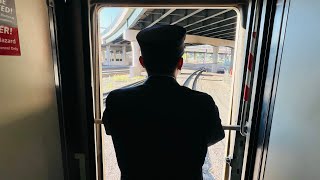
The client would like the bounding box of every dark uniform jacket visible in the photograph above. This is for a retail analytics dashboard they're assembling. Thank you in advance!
[103,76,225,180]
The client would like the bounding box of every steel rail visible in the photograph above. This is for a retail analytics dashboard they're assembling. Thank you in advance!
[192,69,206,90]
[182,68,203,87]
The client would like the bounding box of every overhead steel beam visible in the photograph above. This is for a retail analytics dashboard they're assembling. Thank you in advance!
[147,9,176,28]
[193,22,236,35]
[138,20,151,23]
[176,14,206,18]
[171,9,204,25]
[210,31,235,38]
[162,13,205,18]
[149,12,162,15]
[203,27,236,36]
[184,9,232,28]
[187,15,237,33]
[170,13,185,17]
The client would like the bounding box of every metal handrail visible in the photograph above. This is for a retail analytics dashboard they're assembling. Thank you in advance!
[94,119,240,131]
[223,125,241,131]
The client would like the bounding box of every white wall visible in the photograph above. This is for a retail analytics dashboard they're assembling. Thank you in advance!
[264,0,320,179]
[0,0,64,179]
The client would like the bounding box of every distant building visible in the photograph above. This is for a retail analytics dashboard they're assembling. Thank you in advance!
[101,44,132,66]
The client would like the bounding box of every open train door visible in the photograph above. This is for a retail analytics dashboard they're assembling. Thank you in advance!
[49,0,285,179]
[89,1,252,180]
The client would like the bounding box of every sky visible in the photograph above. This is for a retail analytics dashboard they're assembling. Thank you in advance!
[99,8,123,29]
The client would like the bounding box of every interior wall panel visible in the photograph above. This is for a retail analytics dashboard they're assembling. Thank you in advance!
[0,0,64,179]
[264,0,320,179]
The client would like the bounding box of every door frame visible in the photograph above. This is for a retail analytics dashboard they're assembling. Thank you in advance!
[49,0,96,180]
[90,2,250,180]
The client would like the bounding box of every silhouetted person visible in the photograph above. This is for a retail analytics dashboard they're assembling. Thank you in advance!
[102,25,225,180]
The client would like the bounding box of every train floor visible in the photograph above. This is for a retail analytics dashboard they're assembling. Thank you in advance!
[101,69,232,180]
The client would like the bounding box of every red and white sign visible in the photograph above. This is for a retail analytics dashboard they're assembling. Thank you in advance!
[0,0,20,56]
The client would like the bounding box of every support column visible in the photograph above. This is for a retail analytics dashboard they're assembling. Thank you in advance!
[106,45,111,65]
[123,29,143,77]
[211,46,218,73]
[129,41,142,77]
[122,45,126,64]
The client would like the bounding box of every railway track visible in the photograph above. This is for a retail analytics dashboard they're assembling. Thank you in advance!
[182,68,206,90]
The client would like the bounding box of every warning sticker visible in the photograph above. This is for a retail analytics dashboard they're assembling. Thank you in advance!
[0,0,21,56]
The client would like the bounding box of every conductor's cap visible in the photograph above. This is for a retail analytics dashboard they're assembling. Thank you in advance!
[136,25,186,59]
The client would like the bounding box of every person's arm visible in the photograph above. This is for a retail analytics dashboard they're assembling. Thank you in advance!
[102,92,113,135]
[205,95,225,146]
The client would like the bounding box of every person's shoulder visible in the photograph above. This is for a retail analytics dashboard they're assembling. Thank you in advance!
[108,84,144,97]
[105,85,145,107]
[179,86,211,97]
[178,86,214,103]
